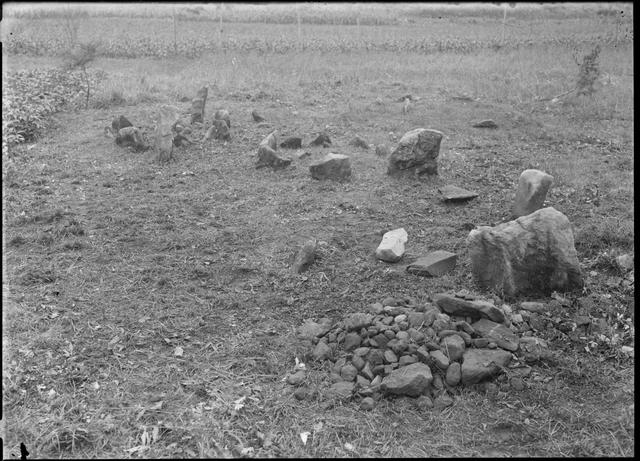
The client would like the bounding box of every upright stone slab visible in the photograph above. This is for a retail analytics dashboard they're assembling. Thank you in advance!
[512,169,554,218]
[375,228,408,263]
[155,105,179,162]
[387,128,442,177]
[190,86,208,124]
[309,153,351,180]
[466,207,583,297]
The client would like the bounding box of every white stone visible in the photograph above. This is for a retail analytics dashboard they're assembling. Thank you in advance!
[375,228,408,262]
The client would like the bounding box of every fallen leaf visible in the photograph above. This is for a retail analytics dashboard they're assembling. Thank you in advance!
[149,401,163,411]
[344,442,356,452]
[300,431,310,445]
[233,396,246,411]
[174,346,184,357]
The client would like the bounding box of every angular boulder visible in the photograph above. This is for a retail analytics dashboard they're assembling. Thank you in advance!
[466,207,583,297]
[375,228,408,263]
[309,153,351,180]
[471,318,519,352]
[297,318,332,340]
[190,86,208,123]
[349,135,369,149]
[406,251,457,276]
[251,109,266,122]
[310,132,332,147]
[440,334,465,362]
[512,169,554,218]
[256,131,291,169]
[433,293,505,323]
[387,128,442,177]
[381,362,433,397]
[115,126,147,151]
[461,348,512,385]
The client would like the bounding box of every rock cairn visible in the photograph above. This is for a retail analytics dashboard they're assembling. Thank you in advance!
[291,292,546,407]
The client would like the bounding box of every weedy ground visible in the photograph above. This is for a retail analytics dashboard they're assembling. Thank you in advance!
[2,7,634,459]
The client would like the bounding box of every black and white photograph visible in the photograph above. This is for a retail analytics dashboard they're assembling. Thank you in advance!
[2,2,634,457]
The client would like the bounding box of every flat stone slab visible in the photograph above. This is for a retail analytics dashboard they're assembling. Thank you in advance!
[471,318,519,352]
[406,251,457,276]
[461,348,512,385]
[440,185,479,202]
[433,293,506,323]
[472,119,498,129]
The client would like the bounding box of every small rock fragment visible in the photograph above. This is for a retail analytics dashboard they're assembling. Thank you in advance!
[407,251,457,277]
[375,228,408,263]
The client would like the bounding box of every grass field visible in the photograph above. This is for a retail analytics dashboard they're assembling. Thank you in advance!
[2,3,634,458]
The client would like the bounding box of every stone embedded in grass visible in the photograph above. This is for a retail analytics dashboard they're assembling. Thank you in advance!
[327,381,355,401]
[343,332,362,351]
[155,105,180,162]
[256,132,292,170]
[512,169,554,218]
[344,313,373,331]
[433,293,506,323]
[519,336,553,363]
[460,348,512,385]
[433,392,454,409]
[520,301,547,313]
[471,318,519,352]
[297,318,332,340]
[309,153,351,180]
[292,239,317,274]
[202,119,231,142]
[190,86,208,123]
[280,136,303,149]
[406,251,457,277]
[472,119,498,129]
[467,207,583,297]
[375,144,391,157]
[616,253,634,272]
[251,109,266,122]
[309,132,332,147]
[387,128,442,177]
[349,135,369,149]
[286,370,306,386]
[214,109,231,128]
[375,228,408,263]
[360,396,375,411]
[440,185,479,202]
[340,363,359,382]
[381,362,433,397]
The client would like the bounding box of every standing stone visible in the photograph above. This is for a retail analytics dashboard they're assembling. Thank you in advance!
[467,207,583,297]
[406,251,457,277]
[190,86,208,123]
[310,132,332,147]
[381,363,433,397]
[309,153,351,180]
[214,109,231,128]
[471,319,519,352]
[212,119,231,141]
[155,105,179,162]
[256,131,291,169]
[461,349,512,385]
[387,128,442,177]
[375,228,408,263]
[512,169,554,218]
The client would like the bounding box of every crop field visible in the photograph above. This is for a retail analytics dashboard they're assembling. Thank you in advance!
[1,2,634,458]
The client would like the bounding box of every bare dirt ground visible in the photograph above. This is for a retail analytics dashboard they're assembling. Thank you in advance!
[3,78,634,457]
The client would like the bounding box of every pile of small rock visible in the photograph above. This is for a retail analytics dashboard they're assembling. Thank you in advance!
[290,293,549,410]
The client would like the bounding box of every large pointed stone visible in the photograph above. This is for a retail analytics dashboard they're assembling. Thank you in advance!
[471,318,519,352]
[512,169,554,218]
[387,128,442,177]
[461,348,512,385]
[375,228,408,263]
[440,185,479,202]
[381,362,433,397]
[154,105,179,162]
[309,153,351,180]
[466,207,583,297]
[433,293,505,323]
[406,251,457,276]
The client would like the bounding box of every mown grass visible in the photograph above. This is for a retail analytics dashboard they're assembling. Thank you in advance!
[2,4,634,459]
